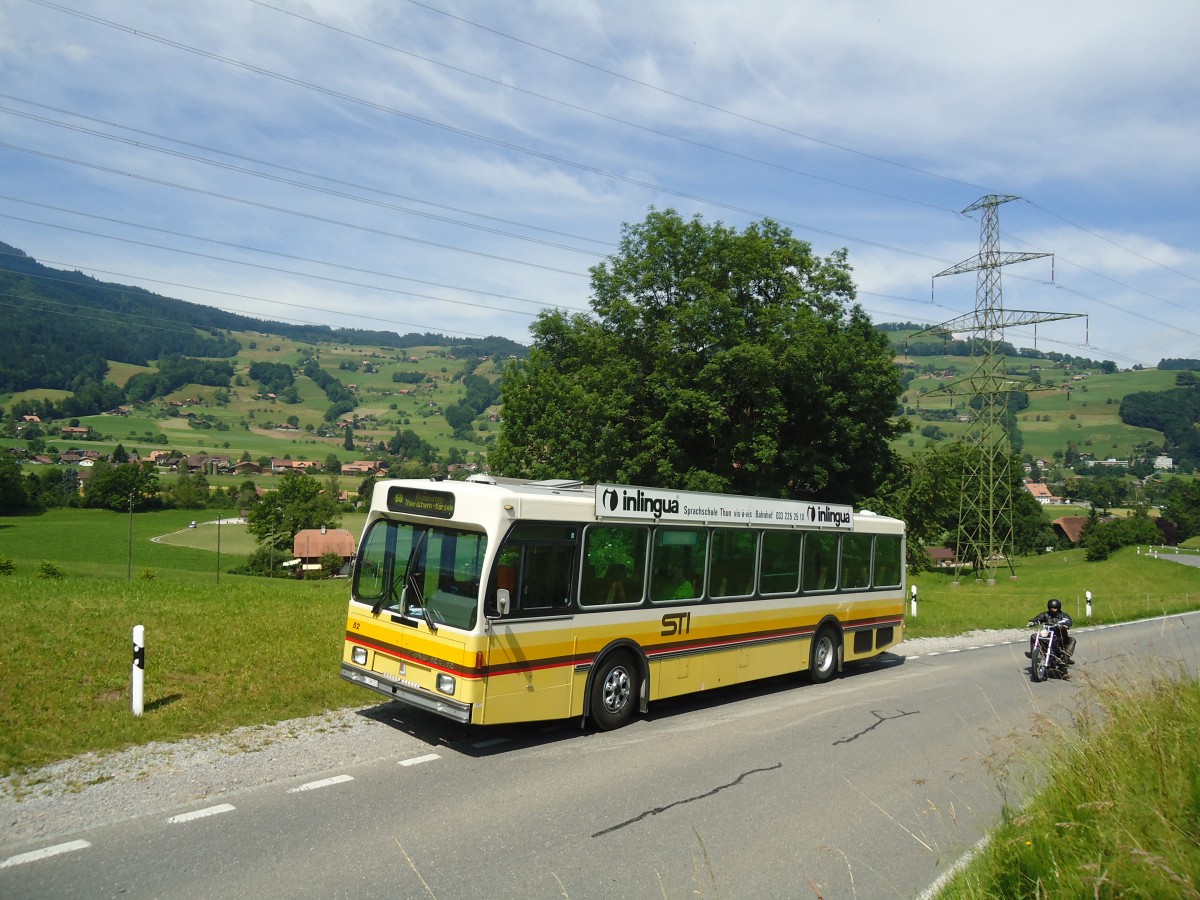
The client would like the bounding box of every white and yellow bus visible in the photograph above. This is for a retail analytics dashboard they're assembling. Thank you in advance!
[341,476,906,730]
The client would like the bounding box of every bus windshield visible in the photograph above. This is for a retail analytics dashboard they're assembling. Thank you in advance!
[353,518,487,631]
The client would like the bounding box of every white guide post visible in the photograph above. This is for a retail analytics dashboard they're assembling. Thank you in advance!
[132,625,145,716]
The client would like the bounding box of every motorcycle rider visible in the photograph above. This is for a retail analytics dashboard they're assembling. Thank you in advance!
[1026,598,1075,664]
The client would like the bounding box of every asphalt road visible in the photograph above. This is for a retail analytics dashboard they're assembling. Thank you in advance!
[3,612,1198,899]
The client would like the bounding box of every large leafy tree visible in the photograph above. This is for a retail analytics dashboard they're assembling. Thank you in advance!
[492,209,904,503]
[0,453,32,513]
[1159,478,1200,541]
[83,460,160,511]
[246,470,341,551]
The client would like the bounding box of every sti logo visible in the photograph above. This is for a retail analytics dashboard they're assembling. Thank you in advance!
[660,612,692,637]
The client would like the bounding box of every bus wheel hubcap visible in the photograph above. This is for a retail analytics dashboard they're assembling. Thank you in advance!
[603,667,630,712]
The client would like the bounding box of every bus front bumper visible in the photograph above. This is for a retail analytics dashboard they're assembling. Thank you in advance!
[340,663,473,724]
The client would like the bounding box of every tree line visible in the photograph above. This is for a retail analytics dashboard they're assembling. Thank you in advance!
[488,209,1191,572]
[1120,382,1200,468]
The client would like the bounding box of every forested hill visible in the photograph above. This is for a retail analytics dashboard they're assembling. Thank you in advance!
[0,241,527,394]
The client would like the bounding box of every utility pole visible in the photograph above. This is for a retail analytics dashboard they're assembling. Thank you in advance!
[916,195,1083,584]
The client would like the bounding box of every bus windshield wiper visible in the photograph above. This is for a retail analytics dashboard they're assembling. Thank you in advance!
[402,528,435,632]
[406,572,436,633]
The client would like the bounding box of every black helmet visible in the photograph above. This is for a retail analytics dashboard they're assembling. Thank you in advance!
[1047,598,1062,612]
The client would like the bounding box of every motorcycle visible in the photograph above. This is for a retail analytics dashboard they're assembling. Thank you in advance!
[1027,620,1070,682]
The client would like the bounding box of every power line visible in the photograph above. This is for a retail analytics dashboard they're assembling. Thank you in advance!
[0,203,588,318]
[0,142,594,276]
[249,0,959,216]
[0,261,500,340]
[396,0,1199,296]
[1025,199,1200,287]
[0,97,614,254]
[399,0,989,193]
[23,0,950,264]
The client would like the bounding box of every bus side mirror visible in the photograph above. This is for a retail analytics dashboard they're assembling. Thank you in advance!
[494,588,510,617]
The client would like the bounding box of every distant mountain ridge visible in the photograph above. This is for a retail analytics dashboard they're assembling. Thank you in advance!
[0,240,528,395]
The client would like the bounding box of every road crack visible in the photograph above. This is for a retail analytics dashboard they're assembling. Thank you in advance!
[591,762,782,837]
[833,709,919,745]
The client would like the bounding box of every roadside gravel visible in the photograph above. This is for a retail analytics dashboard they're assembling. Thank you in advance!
[1,629,1028,851]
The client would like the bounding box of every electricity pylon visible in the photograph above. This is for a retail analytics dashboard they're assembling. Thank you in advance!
[915,195,1083,583]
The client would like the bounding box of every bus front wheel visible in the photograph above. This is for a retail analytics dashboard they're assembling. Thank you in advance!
[590,652,639,730]
[809,627,840,684]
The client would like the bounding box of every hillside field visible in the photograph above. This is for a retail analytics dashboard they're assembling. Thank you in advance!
[3,329,508,469]
[893,347,1176,463]
[4,324,1188,482]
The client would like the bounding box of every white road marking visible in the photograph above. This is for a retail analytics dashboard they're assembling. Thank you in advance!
[288,774,354,793]
[167,803,236,824]
[0,840,90,869]
[398,753,440,767]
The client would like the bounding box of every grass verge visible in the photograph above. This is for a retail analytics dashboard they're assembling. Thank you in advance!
[0,573,359,774]
[938,673,1200,898]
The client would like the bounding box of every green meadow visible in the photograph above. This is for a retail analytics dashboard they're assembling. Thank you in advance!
[2,508,1199,777]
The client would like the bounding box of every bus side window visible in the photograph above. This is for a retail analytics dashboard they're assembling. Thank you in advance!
[873,535,903,587]
[839,533,873,590]
[650,528,705,603]
[520,544,574,610]
[710,529,757,598]
[488,523,578,616]
[802,532,840,592]
[580,524,647,607]
[604,565,629,603]
[759,531,801,595]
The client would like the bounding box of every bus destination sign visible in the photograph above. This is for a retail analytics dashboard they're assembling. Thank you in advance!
[387,486,456,519]
[595,484,853,529]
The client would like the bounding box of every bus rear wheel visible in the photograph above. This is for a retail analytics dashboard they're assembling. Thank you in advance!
[590,651,639,731]
[809,627,840,684]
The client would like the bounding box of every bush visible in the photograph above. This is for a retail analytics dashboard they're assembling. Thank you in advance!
[1084,514,1161,561]
[37,561,65,580]
[0,555,14,575]
[230,545,293,578]
[319,552,347,579]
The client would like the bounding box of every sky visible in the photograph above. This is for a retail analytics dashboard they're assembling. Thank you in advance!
[1,0,1197,368]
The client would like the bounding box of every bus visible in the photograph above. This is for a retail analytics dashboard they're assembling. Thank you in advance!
[341,476,906,730]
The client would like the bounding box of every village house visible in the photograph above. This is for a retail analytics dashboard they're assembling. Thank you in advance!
[1052,516,1089,545]
[1023,480,1063,505]
[341,460,385,476]
[926,547,956,568]
[271,458,321,474]
[184,454,232,475]
[290,527,356,575]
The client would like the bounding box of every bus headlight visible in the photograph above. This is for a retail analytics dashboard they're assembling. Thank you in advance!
[351,646,368,665]
[436,673,456,696]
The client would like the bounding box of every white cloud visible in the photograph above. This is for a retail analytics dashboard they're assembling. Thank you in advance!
[0,0,1196,364]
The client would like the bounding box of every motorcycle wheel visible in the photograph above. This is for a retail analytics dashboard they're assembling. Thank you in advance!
[1031,644,1046,682]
